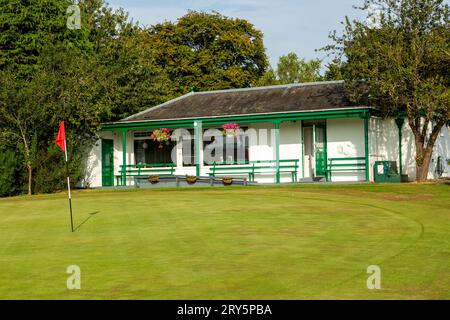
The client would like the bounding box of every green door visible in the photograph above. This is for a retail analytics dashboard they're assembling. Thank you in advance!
[102,139,114,187]
[315,125,327,177]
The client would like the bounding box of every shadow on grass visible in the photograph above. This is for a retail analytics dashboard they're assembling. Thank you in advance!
[74,211,100,232]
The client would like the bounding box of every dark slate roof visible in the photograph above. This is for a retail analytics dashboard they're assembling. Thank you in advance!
[119,81,369,123]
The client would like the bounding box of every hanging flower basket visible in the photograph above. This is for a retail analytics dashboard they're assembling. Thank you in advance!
[185,175,198,185]
[221,123,241,137]
[222,177,234,186]
[148,175,160,184]
[151,128,171,148]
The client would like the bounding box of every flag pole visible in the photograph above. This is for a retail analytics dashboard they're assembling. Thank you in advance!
[64,134,74,232]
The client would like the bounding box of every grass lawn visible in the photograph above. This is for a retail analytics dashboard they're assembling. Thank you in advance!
[0,183,449,299]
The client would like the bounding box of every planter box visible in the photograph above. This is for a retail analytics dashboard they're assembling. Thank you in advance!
[134,175,248,188]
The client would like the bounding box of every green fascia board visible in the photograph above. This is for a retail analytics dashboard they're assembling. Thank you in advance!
[101,108,371,131]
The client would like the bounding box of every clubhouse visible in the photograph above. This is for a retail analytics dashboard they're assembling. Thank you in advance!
[85,81,449,187]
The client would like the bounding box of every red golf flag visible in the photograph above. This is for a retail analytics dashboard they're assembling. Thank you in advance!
[55,121,66,151]
[55,120,74,232]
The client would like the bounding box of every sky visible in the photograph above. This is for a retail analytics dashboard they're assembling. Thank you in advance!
[107,0,368,68]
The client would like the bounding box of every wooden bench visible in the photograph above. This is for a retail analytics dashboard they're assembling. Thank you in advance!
[115,163,175,186]
[208,159,299,182]
[325,157,366,182]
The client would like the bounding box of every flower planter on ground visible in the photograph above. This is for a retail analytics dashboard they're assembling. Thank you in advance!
[185,175,198,185]
[222,178,233,186]
[148,175,160,184]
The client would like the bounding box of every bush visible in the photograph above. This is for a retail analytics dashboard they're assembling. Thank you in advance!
[0,149,20,197]
[34,146,67,194]
[33,145,87,194]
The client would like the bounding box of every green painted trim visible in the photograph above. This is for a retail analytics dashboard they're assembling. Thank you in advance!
[194,120,202,176]
[101,139,114,187]
[121,163,176,168]
[329,157,366,161]
[101,109,371,131]
[104,122,196,132]
[326,157,367,181]
[300,123,304,179]
[312,124,327,178]
[312,124,316,177]
[121,130,127,186]
[395,118,405,175]
[399,129,403,175]
[274,122,280,184]
[324,121,328,180]
[364,117,369,182]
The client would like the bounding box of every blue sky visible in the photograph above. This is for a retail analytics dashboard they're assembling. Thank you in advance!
[107,0,369,67]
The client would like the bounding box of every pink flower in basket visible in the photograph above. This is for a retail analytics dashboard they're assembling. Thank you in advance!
[151,128,172,148]
[221,123,241,137]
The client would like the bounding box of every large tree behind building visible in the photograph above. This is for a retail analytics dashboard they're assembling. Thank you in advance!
[276,53,322,84]
[326,0,450,181]
[0,0,92,76]
[148,11,268,93]
[258,52,322,86]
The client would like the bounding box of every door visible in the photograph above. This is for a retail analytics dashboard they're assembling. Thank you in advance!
[102,139,114,187]
[314,125,327,177]
[303,127,314,178]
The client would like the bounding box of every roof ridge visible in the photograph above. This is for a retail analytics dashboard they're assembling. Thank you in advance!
[194,80,345,95]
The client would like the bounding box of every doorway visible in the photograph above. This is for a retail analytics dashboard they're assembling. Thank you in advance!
[302,121,327,179]
[102,139,114,187]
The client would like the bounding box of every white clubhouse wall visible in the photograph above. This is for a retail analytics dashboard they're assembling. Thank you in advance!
[84,131,135,187]
[431,125,450,179]
[83,137,102,188]
[244,122,303,183]
[326,118,366,182]
[370,118,450,181]
[279,121,303,182]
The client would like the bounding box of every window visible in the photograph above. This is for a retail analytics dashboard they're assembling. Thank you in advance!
[134,139,175,165]
[180,129,196,166]
[203,128,249,165]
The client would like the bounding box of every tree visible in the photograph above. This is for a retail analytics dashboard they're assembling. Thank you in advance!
[0,0,91,77]
[323,59,345,81]
[277,53,322,84]
[326,0,450,181]
[0,0,94,195]
[0,147,21,197]
[258,52,322,86]
[0,0,172,195]
[94,27,173,120]
[0,3,272,195]
[0,72,42,195]
[148,11,268,93]
[257,66,278,86]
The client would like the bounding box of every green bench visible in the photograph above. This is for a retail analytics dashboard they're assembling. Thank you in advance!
[208,159,299,182]
[325,157,366,182]
[115,163,175,186]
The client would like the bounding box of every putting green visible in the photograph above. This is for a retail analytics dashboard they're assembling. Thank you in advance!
[0,184,448,299]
